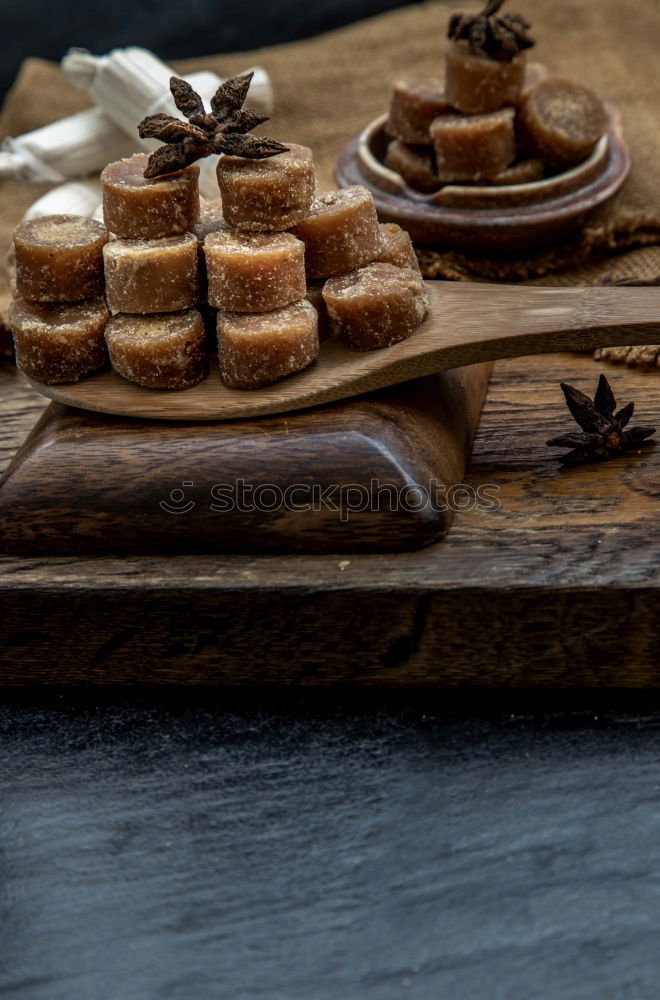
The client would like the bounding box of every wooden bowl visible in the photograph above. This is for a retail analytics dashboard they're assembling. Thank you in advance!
[335,103,630,252]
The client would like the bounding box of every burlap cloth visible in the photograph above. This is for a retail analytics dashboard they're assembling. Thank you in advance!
[1,0,659,363]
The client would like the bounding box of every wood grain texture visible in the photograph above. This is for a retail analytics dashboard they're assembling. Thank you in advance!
[0,351,658,684]
[27,283,660,420]
[0,364,492,554]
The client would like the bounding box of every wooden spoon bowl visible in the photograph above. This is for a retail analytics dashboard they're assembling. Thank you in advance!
[27,282,660,422]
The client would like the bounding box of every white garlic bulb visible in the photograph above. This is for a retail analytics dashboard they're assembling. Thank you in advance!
[22,179,103,221]
[61,47,273,137]
[0,108,134,184]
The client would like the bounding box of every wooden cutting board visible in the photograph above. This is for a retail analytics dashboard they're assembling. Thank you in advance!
[0,364,491,555]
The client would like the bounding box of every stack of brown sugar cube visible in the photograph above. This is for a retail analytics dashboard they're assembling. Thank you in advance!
[7,73,431,392]
[8,215,110,385]
[205,143,429,385]
[384,0,608,193]
[211,147,429,383]
[8,152,429,392]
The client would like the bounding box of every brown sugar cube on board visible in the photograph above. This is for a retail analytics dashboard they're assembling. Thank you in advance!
[292,187,383,280]
[218,300,319,389]
[8,297,108,384]
[520,78,608,169]
[106,309,207,390]
[103,235,198,316]
[14,214,107,303]
[101,153,199,240]
[205,231,306,313]
[305,281,333,342]
[445,40,526,114]
[376,224,421,274]
[384,140,440,194]
[323,263,429,352]
[387,78,454,145]
[217,144,315,232]
[431,108,516,182]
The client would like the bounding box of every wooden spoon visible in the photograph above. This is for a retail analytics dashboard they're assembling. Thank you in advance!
[28,281,660,422]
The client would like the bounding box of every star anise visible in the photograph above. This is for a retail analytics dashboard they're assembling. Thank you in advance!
[138,72,289,179]
[546,374,656,466]
[448,0,535,61]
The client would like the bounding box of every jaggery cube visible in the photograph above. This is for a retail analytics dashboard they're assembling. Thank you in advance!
[384,141,440,194]
[193,198,228,242]
[8,296,109,383]
[103,234,198,315]
[218,300,319,389]
[106,309,207,390]
[444,41,527,114]
[204,231,306,313]
[431,107,516,181]
[387,78,454,145]
[292,186,383,279]
[217,143,315,232]
[101,153,200,239]
[323,263,429,351]
[376,224,421,273]
[489,157,544,185]
[519,78,608,168]
[14,214,107,302]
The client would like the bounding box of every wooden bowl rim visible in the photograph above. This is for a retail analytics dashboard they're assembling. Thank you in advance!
[336,102,630,237]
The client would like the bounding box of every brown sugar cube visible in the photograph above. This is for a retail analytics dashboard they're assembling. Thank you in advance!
[218,300,319,389]
[291,187,383,280]
[193,198,229,304]
[376,224,421,274]
[14,214,107,303]
[323,263,429,352]
[103,234,198,315]
[515,61,549,106]
[431,108,516,181]
[387,78,454,145]
[101,153,199,240]
[305,281,333,342]
[519,78,608,169]
[8,297,108,384]
[217,144,315,232]
[384,140,440,194]
[106,309,207,390]
[204,231,306,313]
[488,158,544,185]
[193,198,228,242]
[444,40,526,114]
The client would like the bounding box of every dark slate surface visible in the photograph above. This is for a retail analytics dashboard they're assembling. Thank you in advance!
[1,691,660,999]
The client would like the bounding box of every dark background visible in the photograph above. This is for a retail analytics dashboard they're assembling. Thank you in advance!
[1,0,421,100]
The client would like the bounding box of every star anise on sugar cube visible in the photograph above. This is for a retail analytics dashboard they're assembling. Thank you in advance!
[138,72,288,179]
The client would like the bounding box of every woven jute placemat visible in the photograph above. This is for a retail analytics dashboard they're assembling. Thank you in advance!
[1,0,659,364]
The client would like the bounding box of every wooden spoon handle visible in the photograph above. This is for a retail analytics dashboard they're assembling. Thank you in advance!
[417,282,660,370]
[24,283,660,423]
